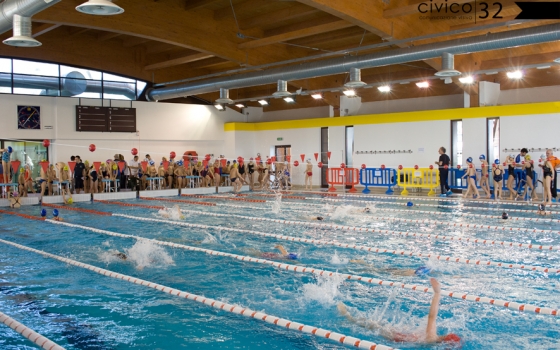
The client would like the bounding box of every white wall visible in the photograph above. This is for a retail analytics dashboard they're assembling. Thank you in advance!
[0,94,245,164]
[500,113,560,159]
[259,105,330,122]
[498,85,560,105]
[358,94,464,115]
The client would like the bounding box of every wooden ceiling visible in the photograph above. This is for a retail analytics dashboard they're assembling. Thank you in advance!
[1,0,559,114]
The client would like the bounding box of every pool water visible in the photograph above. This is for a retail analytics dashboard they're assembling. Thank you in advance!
[0,193,559,349]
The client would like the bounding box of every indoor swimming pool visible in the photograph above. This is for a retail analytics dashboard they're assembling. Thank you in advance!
[0,192,559,349]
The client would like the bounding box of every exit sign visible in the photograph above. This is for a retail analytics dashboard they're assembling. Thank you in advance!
[277,137,283,141]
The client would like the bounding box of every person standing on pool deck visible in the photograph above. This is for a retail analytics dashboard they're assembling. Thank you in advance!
[541,149,560,202]
[1,147,11,183]
[514,148,528,195]
[73,156,85,194]
[338,278,461,345]
[304,159,313,190]
[434,147,452,197]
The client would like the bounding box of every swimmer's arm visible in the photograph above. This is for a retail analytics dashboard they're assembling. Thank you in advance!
[275,245,288,256]
[425,278,440,342]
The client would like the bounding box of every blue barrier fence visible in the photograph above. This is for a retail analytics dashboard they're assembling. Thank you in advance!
[359,168,397,194]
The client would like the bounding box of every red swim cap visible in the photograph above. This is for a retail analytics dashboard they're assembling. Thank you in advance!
[442,333,461,343]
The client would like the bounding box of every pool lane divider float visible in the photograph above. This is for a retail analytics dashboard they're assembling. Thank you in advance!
[0,209,45,221]
[304,191,560,208]
[41,203,111,216]
[0,310,65,350]
[181,194,266,203]
[139,197,216,206]
[236,193,307,200]
[0,238,394,350]
[42,220,560,316]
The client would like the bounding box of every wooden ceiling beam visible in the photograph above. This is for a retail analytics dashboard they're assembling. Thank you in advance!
[239,4,320,30]
[238,20,354,49]
[31,23,61,38]
[145,53,214,70]
[184,0,221,11]
[68,27,90,37]
[214,0,269,20]
[97,31,122,42]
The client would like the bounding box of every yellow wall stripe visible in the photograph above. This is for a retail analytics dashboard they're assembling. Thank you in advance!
[224,101,560,132]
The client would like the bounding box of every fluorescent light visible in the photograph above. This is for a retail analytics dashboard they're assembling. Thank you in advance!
[343,90,356,97]
[485,71,498,75]
[214,104,225,111]
[257,99,268,106]
[377,85,390,92]
[283,97,295,103]
[235,103,245,108]
[311,93,322,99]
[536,65,551,69]
[416,81,429,88]
[458,76,474,84]
[506,70,523,79]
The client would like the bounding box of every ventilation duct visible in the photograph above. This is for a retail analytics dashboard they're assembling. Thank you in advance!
[0,71,136,99]
[3,14,41,47]
[434,52,461,77]
[344,68,366,88]
[271,80,291,97]
[147,23,560,101]
[215,88,233,104]
[0,0,61,35]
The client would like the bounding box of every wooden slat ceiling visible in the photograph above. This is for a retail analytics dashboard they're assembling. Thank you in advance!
[0,0,558,113]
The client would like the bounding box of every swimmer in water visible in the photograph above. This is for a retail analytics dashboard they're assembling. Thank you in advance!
[250,245,298,260]
[349,260,434,277]
[160,205,185,220]
[537,204,551,216]
[306,216,324,221]
[338,278,461,345]
[113,252,127,260]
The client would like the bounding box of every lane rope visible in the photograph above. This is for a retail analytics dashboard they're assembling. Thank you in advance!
[41,203,111,216]
[44,219,560,315]
[0,238,394,350]
[139,197,216,206]
[0,311,65,350]
[181,194,266,203]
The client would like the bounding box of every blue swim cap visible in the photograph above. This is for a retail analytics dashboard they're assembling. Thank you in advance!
[7,146,12,153]
[149,160,155,166]
[406,202,414,207]
[494,159,500,165]
[414,266,432,276]
[53,209,59,217]
[479,154,485,160]
[466,157,473,163]
[287,253,298,260]
[40,209,47,217]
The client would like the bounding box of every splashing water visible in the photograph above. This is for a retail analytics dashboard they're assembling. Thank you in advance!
[330,251,349,265]
[125,239,175,270]
[201,231,218,244]
[301,273,344,306]
[331,205,355,220]
[271,192,282,214]
[98,249,124,264]
[156,205,184,221]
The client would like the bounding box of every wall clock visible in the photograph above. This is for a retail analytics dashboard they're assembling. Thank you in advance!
[17,105,41,130]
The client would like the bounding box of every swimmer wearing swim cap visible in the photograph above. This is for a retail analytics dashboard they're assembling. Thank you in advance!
[275,245,298,260]
[338,278,461,345]
[414,266,432,276]
[502,212,509,219]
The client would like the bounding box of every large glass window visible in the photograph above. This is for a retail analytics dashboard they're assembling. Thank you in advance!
[487,118,500,164]
[0,57,146,100]
[451,120,463,166]
[345,126,354,168]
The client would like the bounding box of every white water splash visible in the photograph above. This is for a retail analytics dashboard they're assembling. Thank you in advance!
[330,251,349,265]
[301,273,344,306]
[156,205,184,221]
[125,239,175,270]
[271,192,282,214]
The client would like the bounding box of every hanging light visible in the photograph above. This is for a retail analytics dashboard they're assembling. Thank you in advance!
[506,70,523,79]
[257,99,269,106]
[416,81,429,88]
[283,96,295,103]
[235,103,246,108]
[311,93,322,99]
[342,89,356,97]
[76,0,124,15]
[458,76,474,84]
[214,104,225,111]
[377,85,391,92]
[3,15,41,47]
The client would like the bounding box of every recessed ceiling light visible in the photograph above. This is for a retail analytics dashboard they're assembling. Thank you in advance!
[283,97,295,103]
[377,85,390,92]
[416,81,429,88]
[343,90,356,97]
[506,70,523,79]
[458,76,474,84]
[257,99,269,106]
[214,104,225,111]
[235,103,245,108]
[311,93,322,99]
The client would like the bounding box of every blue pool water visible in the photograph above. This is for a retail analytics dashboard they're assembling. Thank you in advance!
[1,193,559,349]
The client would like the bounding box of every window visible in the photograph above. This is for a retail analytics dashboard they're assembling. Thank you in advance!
[345,126,354,168]
[1,139,48,181]
[321,127,328,188]
[487,118,500,165]
[451,120,463,167]
[0,57,146,100]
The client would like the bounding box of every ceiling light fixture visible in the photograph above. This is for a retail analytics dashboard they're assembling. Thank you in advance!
[283,97,295,103]
[554,57,560,64]
[76,0,124,15]
[344,68,367,88]
[342,90,356,97]
[214,104,225,111]
[458,76,474,84]
[311,93,322,99]
[235,103,245,108]
[3,15,41,47]
[536,65,551,69]
[485,71,498,75]
[258,99,269,106]
[377,85,391,92]
[416,81,429,88]
[506,70,523,79]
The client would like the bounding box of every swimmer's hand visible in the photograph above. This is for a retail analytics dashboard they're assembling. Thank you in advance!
[337,302,348,316]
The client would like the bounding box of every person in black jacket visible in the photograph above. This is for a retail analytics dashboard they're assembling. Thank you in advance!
[435,147,452,197]
[73,155,86,194]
